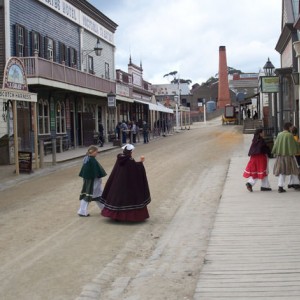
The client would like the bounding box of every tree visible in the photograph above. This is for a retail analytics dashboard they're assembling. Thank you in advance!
[163,71,178,78]
[163,71,192,85]
[214,66,242,77]
[203,66,243,86]
[201,76,218,87]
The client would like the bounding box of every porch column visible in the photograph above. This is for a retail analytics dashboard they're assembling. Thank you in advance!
[33,102,39,169]
[13,100,19,175]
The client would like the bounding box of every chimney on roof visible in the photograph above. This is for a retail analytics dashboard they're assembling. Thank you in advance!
[217,46,231,108]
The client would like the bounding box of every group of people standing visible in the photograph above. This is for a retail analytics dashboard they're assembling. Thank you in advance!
[115,120,150,145]
[77,143,151,222]
[243,122,300,193]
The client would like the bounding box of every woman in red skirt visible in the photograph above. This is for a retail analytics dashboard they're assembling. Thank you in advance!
[243,128,272,192]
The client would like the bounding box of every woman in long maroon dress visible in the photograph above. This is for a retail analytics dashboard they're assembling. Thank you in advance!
[243,128,272,192]
[100,144,151,222]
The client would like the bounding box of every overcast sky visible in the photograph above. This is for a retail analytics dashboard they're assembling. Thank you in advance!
[89,0,282,86]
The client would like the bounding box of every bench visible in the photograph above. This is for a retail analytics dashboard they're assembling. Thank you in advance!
[40,136,69,155]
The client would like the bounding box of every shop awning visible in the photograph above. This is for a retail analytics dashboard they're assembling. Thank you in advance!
[116,95,134,103]
[156,102,174,113]
[134,100,173,113]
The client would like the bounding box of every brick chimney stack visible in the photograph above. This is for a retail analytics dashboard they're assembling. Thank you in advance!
[217,46,230,108]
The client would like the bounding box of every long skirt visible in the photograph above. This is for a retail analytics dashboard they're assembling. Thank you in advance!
[243,153,268,179]
[273,155,299,176]
[101,206,149,222]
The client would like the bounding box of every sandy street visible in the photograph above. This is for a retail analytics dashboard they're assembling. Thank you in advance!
[0,120,243,300]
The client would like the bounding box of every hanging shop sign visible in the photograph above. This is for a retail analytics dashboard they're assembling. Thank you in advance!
[260,76,279,93]
[0,57,37,102]
[107,92,116,107]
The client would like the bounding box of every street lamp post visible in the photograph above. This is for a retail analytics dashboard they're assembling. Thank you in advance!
[174,95,179,132]
[81,38,103,72]
[203,98,207,124]
[107,91,117,144]
[263,57,277,135]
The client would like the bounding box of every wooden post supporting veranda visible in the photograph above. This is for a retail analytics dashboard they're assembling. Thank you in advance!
[33,102,39,170]
[13,100,19,175]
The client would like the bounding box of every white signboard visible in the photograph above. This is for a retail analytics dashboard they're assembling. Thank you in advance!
[107,93,116,107]
[261,76,279,93]
[116,83,130,97]
[0,89,37,102]
[37,0,114,45]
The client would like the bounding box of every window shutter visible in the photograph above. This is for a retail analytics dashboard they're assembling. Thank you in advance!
[15,24,19,56]
[30,31,34,55]
[44,37,48,59]
[68,47,71,67]
[59,42,63,63]
[39,33,43,57]
[53,40,56,62]
[24,28,29,56]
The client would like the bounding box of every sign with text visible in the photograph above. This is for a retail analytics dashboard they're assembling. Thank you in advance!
[2,57,28,91]
[0,89,37,102]
[1,57,37,102]
[260,76,279,93]
[37,0,114,45]
[18,151,33,173]
[107,93,116,107]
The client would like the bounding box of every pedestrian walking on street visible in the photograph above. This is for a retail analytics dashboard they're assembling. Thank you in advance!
[243,128,272,192]
[131,121,137,144]
[142,121,149,144]
[115,122,121,140]
[98,122,104,147]
[78,145,107,217]
[121,120,128,144]
[100,144,151,222]
[272,122,300,193]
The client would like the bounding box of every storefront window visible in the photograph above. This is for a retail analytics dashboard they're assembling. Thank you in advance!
[120,102,129,122]
[56,101,66,133]
[38,99,50,134]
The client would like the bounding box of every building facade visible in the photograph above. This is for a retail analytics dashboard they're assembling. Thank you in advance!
[274,0,299,133]
[0,0,117,163]
[116,58,174,135]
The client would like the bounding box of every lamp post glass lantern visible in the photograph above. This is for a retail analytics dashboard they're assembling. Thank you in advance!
[107,91,116,107]
[263,57,275,76]
[81,39,103,70]
[94,39,102,56]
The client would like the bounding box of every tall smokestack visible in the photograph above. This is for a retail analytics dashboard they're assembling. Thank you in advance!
[217,46,230,108]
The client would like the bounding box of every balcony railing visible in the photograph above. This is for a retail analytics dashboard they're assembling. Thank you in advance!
[20,56,116,94]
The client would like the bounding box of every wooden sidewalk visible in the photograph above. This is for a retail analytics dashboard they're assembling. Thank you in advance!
[194,156,300,299]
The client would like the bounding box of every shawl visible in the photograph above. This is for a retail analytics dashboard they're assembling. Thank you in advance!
[79,156,107,179]
[100,153,151,210]
[272,130,300,156]
[79,156,106,202]
[248,136,270,157]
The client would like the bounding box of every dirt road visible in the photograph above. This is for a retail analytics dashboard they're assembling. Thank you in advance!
[0,120,243,300]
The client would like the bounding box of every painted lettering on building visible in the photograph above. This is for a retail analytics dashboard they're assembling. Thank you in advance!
[37,0,114,45]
